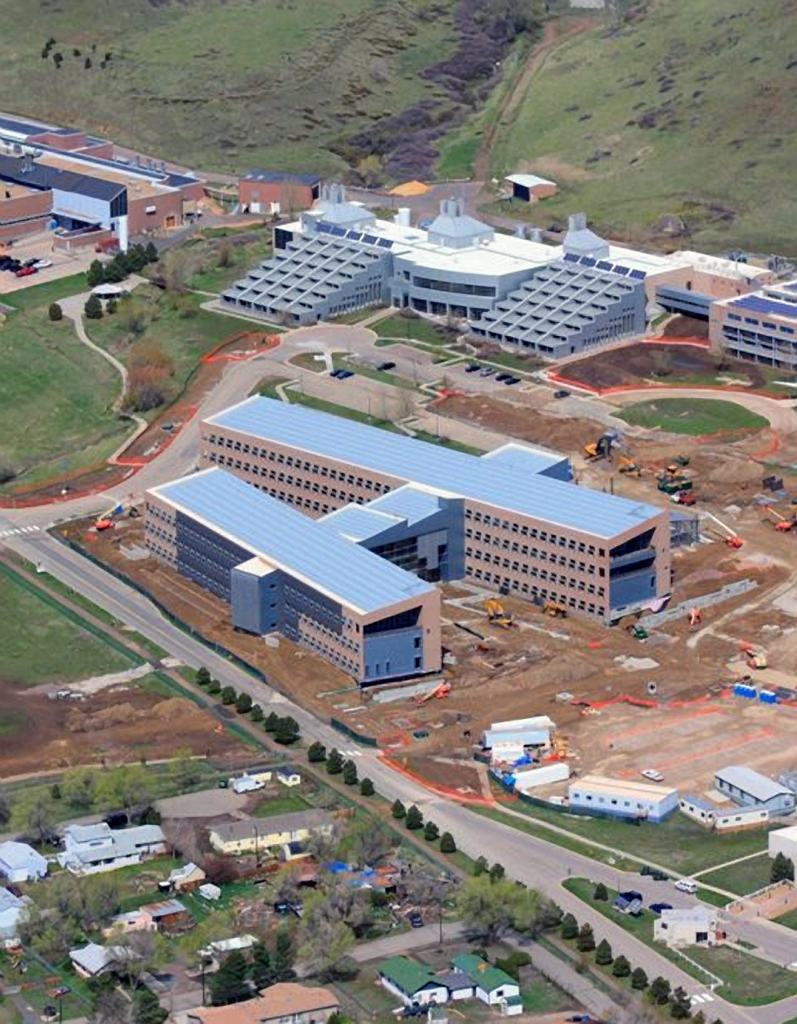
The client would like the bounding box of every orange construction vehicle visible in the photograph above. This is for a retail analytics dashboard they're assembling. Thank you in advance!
[414,681,451,705]
[766,508,796,532]
[740,642,767,670]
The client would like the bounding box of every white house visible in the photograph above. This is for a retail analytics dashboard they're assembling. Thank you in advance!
[654,907,724,948]
[451,955,521,1011]
[680,795,770,832]
[277,768,301,787]
[0,841,48,882]
[58,822,166,875]
[0,888,28,948]
[378,957,449,1007]
[69,942,129,979]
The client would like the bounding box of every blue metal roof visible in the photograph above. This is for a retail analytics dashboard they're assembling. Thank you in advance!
[367,486,445,525]
[730,295,797,320]
[318,504,402,542]
[151,468,433,615]
[0,113,51,136]
[207,399,664,539]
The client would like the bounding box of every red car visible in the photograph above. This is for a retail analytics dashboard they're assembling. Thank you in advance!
[14,265,36,278]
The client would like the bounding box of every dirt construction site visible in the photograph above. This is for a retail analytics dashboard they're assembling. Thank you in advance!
[55,336,797,798]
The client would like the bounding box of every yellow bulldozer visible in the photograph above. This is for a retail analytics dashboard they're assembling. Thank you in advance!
[484,599,515,628]
[618,456,641,478]
[543,600,567,618]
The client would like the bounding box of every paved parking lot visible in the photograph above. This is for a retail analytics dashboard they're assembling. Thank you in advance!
[0,230,97,295]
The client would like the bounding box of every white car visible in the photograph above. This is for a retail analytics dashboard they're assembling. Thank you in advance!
[34,259,53,269]
[674,878,698,894]
[641,769,664,782]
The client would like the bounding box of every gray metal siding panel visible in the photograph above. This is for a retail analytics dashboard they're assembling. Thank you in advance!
[364,628,424,683]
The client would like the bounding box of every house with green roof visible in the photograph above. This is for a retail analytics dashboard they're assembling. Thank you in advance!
[450,954,521,1012]
[378,956,450,1007]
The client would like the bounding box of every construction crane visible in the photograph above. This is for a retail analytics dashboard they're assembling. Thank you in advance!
[542,600,568,618]
[93,497,140,531]
[701,512,743,548]
[766,508,796,532]
[484,599,515,628]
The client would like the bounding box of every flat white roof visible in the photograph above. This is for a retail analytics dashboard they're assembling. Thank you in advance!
[506,173,556,188]
[572,774,678,800]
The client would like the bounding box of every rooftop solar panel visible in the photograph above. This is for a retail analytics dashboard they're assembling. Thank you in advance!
[596,261,612,271]
[377,238,393,249]
[732,295,797,319]
[330,226,346,236]
[346,231,362,241]
[630,269,646,280]
[563,253,579,263]
[613,266,629,276]
[316,222,331,234]
[580,257,596,267]
[363,235,377,245]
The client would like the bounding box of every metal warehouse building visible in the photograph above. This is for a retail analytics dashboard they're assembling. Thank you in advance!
[198,397,671,623]
[146,468,441,685]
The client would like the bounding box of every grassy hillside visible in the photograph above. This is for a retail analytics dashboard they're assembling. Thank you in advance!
[489,0,797,253]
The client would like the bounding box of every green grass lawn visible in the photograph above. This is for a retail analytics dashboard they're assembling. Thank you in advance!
[697,853,773,896]
[86,285,237,391]
[372,314,451,346]
[775,907,797,930]
[185,231,273,294]
[489,0,797,253]
[480,798,772,875]
[253,792,312,817]
[616,398,768,436]
[333,355,418,391]
[0,307,129,488]
[0,566,134,685]
[3,272,88,311]
[521,977,574,1014]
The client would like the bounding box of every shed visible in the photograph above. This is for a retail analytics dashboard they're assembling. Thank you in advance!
[0,841,48,883]
[715,766,796,814]
[198,883,221,901]
[505,173,557,202]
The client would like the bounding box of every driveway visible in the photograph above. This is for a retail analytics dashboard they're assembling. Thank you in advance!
[157,786,248,819]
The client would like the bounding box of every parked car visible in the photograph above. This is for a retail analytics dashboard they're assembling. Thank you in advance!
[14,266,36,277]
[465,363,481,373]
[329,368,346,378]
[34,259,53,269]
[479,366,496,377]
[503,375,521,385]
[674,878,698,894]
[23,258,39,268]
[495,372,511,382]
[408,911,424,928]
[554,389,571,399]
[641,768,664,782]
[640,865,668,880]
[650,902,673,915]
[338,369,355,379]
[377,361,396,371]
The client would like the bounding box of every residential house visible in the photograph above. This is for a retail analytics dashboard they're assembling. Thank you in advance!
[58,822,166,875]
[0,887,28,948]
[378,956,449,1008]
[450,954,521,1012]
[182,982,339,1024]
[69,943,126,979]
[654,907,724,948]
[138,898,190,932]
[277,768,301,787]
[432,970,474,1001]
[0,841,48,882]
[208,810,333,856]
[168,862,207,893]
[102,909,157,939]
[714,767,796,815]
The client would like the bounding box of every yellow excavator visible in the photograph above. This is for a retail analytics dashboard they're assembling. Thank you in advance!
[584,431,620,462]
[484,599,515,628]
[618,456,641,478]
[542,600,567,618]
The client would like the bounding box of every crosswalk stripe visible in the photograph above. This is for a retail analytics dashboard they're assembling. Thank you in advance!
[0,525,40,539]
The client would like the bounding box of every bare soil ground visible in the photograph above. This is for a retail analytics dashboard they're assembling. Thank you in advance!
[556,342,780,392]
[0,682,246,776]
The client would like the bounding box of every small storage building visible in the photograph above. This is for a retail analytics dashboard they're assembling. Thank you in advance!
[714,766,796,814]
[505,173,558,202]
[654,907,724,948]
[568,774,679,823]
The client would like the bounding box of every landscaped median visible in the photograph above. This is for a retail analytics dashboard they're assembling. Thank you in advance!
[563,877,797,1006]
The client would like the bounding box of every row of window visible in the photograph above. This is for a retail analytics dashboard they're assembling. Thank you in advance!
[467,568,600,615]
[572,793,649,810]
[466,548,605,594]
[465,509,604,555]
[295,625,359,675]
[209,453,367,504]
[465,532,603,574]
[727,312,795,334]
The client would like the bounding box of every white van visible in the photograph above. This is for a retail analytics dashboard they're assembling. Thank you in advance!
[674,878,698,894]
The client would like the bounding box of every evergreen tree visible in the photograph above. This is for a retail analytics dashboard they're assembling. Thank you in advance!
[669,986,692,1019]
[48,302,63,321]
[326,749,344,775]
[593,881,608,902]
[423,820,439,842]
[264,711,280,732]
[440,831,456,853]
[342,759,358,786]
[489,862,505,882]
[133,986,167,1024]
[86,259,104,287]
[359,777,375,796]
[473,855,489,877]
[84,293,103,320]
[210,950,250,1005]
[235,692,253,714]
[145,241,159,263]
[560,913,578,940]
[250,941,274,991]
[630,966,648,990]
[391,799,406,819]
[594,938,613,965]
[405,805,423,830]
[307,741,327,763]
[106,296,117,314]
[220,685,236,705]
[195,667,211,686]
[207,678,221,695]
[771,851,795,883]
[51,783,61,801]
[274,716,300,745]
[273,929,295,982]
[576,923,595,952]
[250,704,264,722]
[650,976,672,1005]
[612,954,630,978]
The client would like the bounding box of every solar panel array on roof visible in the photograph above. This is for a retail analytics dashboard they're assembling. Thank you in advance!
[316,222,331,234]
[580,256,596,267]
[630,269,646,280]
[731,295,797,319]
[363,234,377,245]
[613,266,629,276]
[152,468,434,614]
[377,238,393,250]
[330,225,346,237]
[346,231,362,242]
[563,252,580,263]
[207,398,664,539]
[597,261,612,271]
